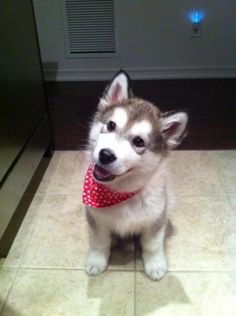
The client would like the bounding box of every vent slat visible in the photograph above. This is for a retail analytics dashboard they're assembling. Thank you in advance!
[67,22,114,26]
[68,29,114,31]
[67,13,114,17]
[70,40,115,47]
[66,4,113,8]
[64,0,116,55]
[69,37,115,40]
[68,33,115,36]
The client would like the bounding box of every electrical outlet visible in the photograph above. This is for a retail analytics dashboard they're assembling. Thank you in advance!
[191,21,201,37]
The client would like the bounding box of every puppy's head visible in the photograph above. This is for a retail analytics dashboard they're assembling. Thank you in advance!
[89,71,188,184]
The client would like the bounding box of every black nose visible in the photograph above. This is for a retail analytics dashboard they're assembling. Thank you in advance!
[99,149,116,165]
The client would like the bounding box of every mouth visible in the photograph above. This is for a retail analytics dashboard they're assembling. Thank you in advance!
[93,164,116,182]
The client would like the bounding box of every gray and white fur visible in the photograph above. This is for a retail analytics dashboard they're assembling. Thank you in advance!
[85,71,188,280]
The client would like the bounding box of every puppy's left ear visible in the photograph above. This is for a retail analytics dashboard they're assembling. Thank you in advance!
[161,112,188,149]
[99,70,130,109]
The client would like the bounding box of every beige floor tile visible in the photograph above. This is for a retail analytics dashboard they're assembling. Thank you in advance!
[207,151,236,194]
[36,151,63,194]
[136,195,236,271]
[169,151,224,195]
[21,194,135,270]
[21,194,89,269]
[135,272,236,316]
[0,268,17,313]
[1,269,134,316]
[2,195,45,268]
[168,195,236,271]
[46,151,88,195]
[228,195,236,209]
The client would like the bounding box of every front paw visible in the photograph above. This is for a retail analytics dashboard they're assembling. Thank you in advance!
[143,254,167,281]
[85,250,109,276]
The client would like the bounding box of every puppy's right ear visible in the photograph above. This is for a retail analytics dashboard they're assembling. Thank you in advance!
[99,70,130,110]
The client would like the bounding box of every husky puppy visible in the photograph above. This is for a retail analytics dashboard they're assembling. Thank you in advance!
[83,71,188,280]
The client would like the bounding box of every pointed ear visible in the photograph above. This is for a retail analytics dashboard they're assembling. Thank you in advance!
[161,112,188,149]
[99,71,130,109]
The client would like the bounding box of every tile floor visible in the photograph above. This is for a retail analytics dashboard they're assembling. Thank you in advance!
[0,150,236,316]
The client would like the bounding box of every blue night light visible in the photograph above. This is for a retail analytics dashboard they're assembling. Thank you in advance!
[189,11,203,23]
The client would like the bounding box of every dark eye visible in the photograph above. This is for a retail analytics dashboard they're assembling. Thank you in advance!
[133,136,145,147]
[107,121,116,132]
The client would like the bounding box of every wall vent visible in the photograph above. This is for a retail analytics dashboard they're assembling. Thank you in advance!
[63,0,116,56]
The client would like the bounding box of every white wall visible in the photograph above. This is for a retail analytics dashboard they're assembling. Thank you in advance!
[33,0,236,81]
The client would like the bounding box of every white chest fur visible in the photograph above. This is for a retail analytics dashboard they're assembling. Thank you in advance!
[88,181,168,236]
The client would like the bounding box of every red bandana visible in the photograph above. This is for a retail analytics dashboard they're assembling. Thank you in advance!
[82,165,138,208]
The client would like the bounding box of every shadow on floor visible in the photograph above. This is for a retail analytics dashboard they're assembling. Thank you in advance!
[86,220,184,316]
[86,272,191,316]
[0,299,22,316]
[135,273,191,315]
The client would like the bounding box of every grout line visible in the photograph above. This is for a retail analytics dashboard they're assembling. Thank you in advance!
[0,267,19,315]
[7,264,236,274]
[213,166,236,205]
[133,245,137,316]
[134,269,236,274]
[133,269,137,316]
[214,170,228,196]
[30,192,236,197]
[4,263,236,274]
[15,266,136,272]
[171,270,236,273]
[225,195,234,210]
[16,195,48,269]
[206,151,231,196]
[174,193,231,197]
[0,194,49,315]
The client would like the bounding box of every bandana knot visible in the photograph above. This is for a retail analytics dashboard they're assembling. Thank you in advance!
[82,165,139,208]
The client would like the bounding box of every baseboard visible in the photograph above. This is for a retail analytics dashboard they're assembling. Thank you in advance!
[44,66,236,81]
